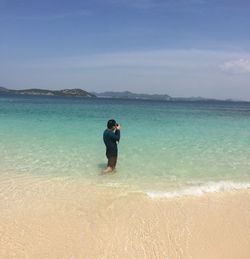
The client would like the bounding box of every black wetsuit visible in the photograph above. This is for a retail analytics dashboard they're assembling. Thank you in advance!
[103,129,120,157]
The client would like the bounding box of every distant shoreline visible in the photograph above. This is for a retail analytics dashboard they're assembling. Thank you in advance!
[0,86,248,102]
[0,86,96,98]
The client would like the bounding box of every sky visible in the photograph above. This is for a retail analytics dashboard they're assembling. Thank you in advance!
[0,0,250,100]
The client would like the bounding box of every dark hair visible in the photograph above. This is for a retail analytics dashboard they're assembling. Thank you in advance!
[107,119,116,129]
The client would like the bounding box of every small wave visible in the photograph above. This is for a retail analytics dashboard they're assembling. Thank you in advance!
[146,181,250,198]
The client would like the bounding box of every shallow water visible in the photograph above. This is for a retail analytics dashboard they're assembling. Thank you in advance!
[1,94,250,194]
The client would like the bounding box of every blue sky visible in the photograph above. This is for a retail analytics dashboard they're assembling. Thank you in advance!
[0,0,250,100]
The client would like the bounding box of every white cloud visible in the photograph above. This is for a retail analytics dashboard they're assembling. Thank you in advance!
[221,59,250,74]
[2,48,250,100]
[28,49,242,70]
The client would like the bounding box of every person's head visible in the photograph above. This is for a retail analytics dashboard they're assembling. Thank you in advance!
[107,119,116,130]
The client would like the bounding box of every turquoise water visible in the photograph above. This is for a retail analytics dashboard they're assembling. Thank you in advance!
[1,94,250,195]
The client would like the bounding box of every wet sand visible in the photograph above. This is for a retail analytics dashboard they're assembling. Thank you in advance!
[1,174,250,259]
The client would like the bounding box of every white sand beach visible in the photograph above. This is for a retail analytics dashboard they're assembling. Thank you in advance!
[1,174,250,259]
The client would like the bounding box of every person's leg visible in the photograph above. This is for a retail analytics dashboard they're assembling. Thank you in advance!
[103,154,113,173]
[104,156,117,172]
[109,156,117,170]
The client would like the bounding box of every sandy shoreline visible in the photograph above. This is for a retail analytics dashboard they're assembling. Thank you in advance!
[1,175,250,259]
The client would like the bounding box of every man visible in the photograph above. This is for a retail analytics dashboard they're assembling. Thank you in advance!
[103,119,121,173]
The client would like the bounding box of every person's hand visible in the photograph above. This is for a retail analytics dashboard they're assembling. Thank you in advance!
[116,124,121,130]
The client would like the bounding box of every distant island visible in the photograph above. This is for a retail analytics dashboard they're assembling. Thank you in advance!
[0,86,245,102]
[0,86,96,98]
[94,91,172,100]
[94,91,239,102]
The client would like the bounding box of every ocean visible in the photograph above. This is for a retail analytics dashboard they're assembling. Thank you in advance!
[1,94,250,197]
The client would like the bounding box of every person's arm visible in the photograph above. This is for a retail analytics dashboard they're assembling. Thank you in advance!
[109,129,120,141]
[115,129,120,142]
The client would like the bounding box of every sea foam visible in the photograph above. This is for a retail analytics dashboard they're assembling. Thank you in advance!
[146,181,250,198]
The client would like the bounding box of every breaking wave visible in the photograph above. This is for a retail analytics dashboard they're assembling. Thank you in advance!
[146,181,250,198]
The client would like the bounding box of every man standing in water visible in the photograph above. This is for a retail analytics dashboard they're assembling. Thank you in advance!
[103,119,121,173]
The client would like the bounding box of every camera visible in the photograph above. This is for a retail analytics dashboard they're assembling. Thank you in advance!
[116,123,119,127]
